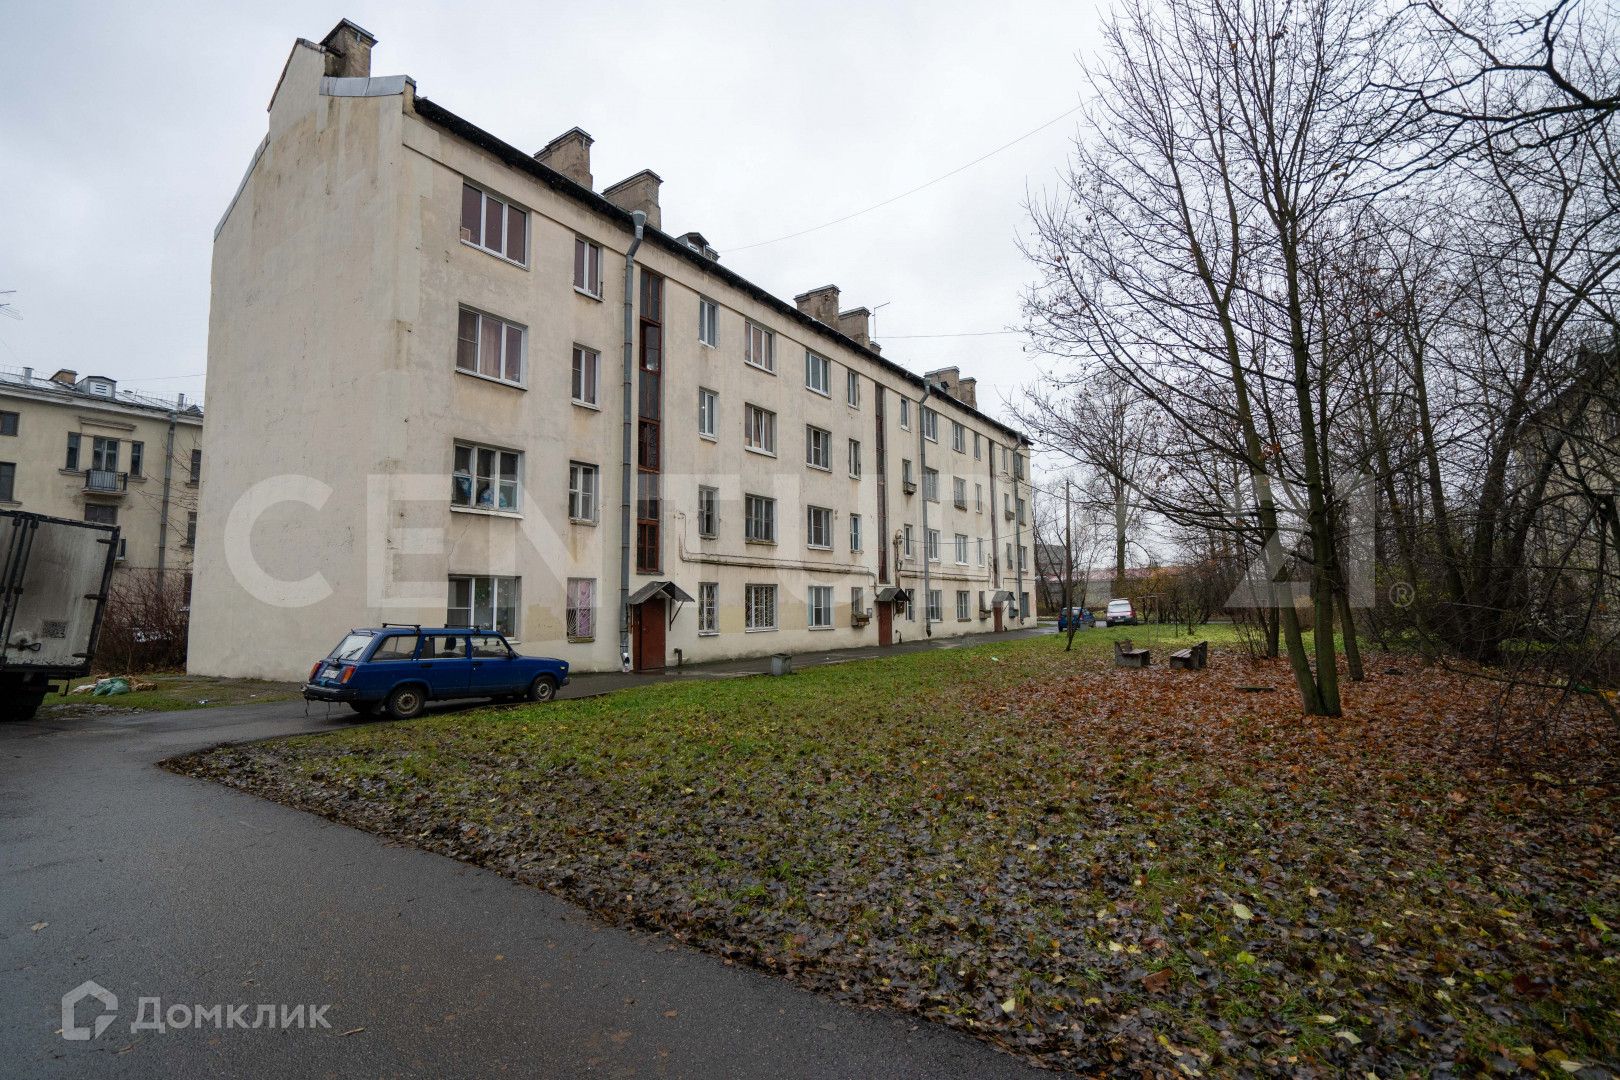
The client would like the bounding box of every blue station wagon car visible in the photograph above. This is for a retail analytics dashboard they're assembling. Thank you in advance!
[303,626,569,720]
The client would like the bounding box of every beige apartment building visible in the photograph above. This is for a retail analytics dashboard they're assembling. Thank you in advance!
[0,367,203,581]
[188,19,1033,680]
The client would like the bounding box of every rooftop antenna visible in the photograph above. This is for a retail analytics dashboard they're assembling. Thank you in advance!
[0,291,20,321]
[871,300,891,342]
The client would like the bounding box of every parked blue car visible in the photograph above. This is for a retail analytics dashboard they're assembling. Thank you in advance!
[303,626,569,720]
[1057,606,1092,631]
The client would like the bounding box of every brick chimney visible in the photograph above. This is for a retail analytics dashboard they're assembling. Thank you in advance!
[794,285,840,325]
[50,369,78,386]
[603,170,662,230]
[535,127,593,189]
[320,19,377,79]
[836,307,871,349]
[924,366,978,407]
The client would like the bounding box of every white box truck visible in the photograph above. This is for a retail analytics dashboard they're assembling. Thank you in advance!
[0,510,120,721]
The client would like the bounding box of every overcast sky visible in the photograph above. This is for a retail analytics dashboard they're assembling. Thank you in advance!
[0,0,1097,442]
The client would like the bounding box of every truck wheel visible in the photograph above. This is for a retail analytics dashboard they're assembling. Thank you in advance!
[525,675,558,703]
[0,692,46,722]
[384,685,425,721]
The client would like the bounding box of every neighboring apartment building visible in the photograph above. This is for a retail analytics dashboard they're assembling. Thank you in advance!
[0,367,204,581]
[188,20,1033,680]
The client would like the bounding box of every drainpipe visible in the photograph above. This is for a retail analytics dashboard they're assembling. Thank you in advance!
[619,210,647,673]
[157,410,176,583]
[918,382,935,636]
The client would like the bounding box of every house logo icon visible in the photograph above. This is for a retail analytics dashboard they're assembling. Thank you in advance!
[61,980,118,1041]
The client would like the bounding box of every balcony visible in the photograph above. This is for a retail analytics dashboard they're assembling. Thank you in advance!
[83,469,128,495]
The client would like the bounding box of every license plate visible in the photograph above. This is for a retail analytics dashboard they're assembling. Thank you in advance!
[321,665,340,681]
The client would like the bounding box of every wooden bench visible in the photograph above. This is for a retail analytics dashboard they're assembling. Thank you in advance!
[1169,640,1209,670]
[1114,639,1150,668]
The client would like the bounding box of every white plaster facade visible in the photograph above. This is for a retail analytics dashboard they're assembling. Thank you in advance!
[188,21,1033,680]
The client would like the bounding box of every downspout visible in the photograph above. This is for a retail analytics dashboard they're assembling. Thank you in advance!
[918,383,935,636]
[618,210,647,672]
[157,410,176,583]
[1013,443,1026,621]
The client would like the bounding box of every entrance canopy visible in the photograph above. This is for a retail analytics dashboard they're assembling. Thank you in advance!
[627,580,695,606]
[875,586,913,604]
[990,589,1016,605]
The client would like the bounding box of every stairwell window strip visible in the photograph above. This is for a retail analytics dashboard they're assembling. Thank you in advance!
[457,307,526,386]
[566,578,596,641]
[452,443,520,512]
[573,236,603,297]
[698,582,718,634]
[460,183,528,265]
[745,583,777,631]
[571,345,599,406]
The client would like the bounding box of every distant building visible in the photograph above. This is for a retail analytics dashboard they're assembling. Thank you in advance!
[0,367,203,583]
[188,20,1034,680]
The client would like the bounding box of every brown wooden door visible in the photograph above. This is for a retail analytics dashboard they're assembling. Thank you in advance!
[877,601,893,646]
[633,598,666,672]
[993,605,1004,632]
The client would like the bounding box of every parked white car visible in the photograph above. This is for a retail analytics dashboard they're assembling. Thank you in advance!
[1105,598,1137,626]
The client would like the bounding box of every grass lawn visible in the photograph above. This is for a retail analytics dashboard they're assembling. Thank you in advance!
[42,673,302,718]
[171,626,1619,1076]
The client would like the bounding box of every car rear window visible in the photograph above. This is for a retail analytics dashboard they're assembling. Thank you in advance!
[329,632,374,661]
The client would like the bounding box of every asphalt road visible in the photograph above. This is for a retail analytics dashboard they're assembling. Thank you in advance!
[0,696,1052,1078]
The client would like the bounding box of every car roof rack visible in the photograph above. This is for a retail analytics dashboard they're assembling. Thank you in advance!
[380,623,422,631]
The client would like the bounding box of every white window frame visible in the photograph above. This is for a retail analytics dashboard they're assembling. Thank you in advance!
[745,322,775,372]
[744,403,776,455]
[452,442,522,513]
[903,524,914,557]
[956,590,971,621]
[951,421,966,453]
[955,533,969,564]
[448,574,521,636]
[849,513,862,552]
[571,344,600,407]
[848,438,861,478]
[977,537,985,566]
[927,589,943,624]
[573,236,603,298]
[805,425,832,470]
[697,485,719,538]
[922,406,939,443]
[899,398,911,430]
[568,460,599,523]
[806,505,833,549]
[926,528,940,563]
[744,494,776,543]
[975,482,984,512]
[846,369,860,408]
[566,578,596,641]
[460,183,528,266]
[698,387,718,440]
[698,582,719,634]
[973,432,982,460]
[923,467,939,503]
[953,476,967,509]
[698,297,720,347]
[456,306,526,387]
[745,583,777,631]
[808,585,834,629]
[805,352,831,396]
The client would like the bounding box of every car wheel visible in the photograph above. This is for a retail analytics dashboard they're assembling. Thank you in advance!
[525,675,558,703]
[384,685,425,720]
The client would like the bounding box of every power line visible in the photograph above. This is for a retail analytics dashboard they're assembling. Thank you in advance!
[881,329,1023,339]
[728,104,1083,252]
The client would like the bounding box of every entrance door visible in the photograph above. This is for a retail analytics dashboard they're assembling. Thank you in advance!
[877,601,893,647]
[633,598,666,672]
[993,604,1004,632]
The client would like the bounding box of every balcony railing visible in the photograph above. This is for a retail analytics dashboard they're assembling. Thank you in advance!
[83,469,128,494]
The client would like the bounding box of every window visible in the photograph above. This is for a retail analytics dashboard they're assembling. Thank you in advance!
[903,524,914,557]
[452,443,521,512]
[573,236,602,296]
[977,537,985,566]
[902,458,914,490]
[130,441,144,478]
[471,634,511,658]
[953,476,967,509]
[1014,454,1026,481]
[372,635,420,660]
[745,322,774,371]
[852,586,865,618]
[806,505,833,549]
[846,370,860,408]
[0,462,13,502]
[457,307,526,385]
[189,448,201,484]
[84,504,117,525]
[568,461,599,522]
[921,407,938,442]
[974,433,982,460]
[808,585,833,629]
[566,578,596,641]
[849,513,862,552]
[745,583,777,631]
[697,485,718,538]
[448,575,520,636]
[923,467,939,502]
[927,589,943,623]
[571,345,600,406]
[91,437,119,472]
[926,528,940,562]
[744,494,776,542]
[957,590,971,621]
[460,183,528,264]
[805,352,831,395]
[899,398,911,430]
[1019,546,1029,572]
[698,297,719,347]
[951,421,965,453]
[1017,497,1027,525]
[698,582,719,634]
[848,439,861,478]
[744,404,776,454]
[975,483,983,512]
[955,533,969,564]
[0,411,16,436]
[65,433,79,471]
[186,511,198,548]
[698,388,718,439]
[424,633,468,659]
[805,425,831,470]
